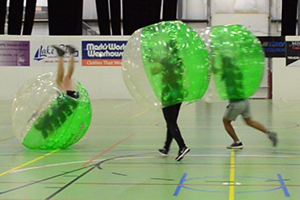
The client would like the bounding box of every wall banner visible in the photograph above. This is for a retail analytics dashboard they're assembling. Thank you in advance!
[0,40,30,66]
[286,41,300,67]
[82,41,127,67]
[257,36,285,58]
[285,36,300,67]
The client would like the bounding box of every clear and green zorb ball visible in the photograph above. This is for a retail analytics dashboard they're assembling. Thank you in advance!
[122,21,210,108]
[12,72,92,150]
[209,24,265,100]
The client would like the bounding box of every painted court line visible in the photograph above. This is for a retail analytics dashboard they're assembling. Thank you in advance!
[277,173,290,197]
[0,136,15,143]
[173,173,188,196]
[129,109,149,119]
[229,150,235,200]
[82,132,138,167]
[0,149,59,178]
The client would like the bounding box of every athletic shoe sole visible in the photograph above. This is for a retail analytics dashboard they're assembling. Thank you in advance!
[227,145,243,149]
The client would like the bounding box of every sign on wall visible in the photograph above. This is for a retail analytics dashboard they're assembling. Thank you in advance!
[285,36,300,67]
[30,36,81,67]
[0,40,30,66]
[286,41,300,67]
[258,36,285,58]
[82,41,127,67]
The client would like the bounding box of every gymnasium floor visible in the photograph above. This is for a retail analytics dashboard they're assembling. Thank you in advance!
[0,99,299,200]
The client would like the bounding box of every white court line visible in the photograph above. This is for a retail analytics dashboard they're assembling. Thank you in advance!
[11,159,103,174]
[10,152,300,174]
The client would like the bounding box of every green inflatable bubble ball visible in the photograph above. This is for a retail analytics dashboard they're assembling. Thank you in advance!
[122,21,210,109]
[204,24,265,100]
[12,72,92,150]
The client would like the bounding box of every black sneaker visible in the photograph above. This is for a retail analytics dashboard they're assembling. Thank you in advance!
[227,142,243,149]
[158,148,169,156]
[267,131,278,147]
[52,45,66,57]
[175,147,190,161]
[66,45,76,54]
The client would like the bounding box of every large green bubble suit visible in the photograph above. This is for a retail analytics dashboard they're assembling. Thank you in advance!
[142,21,210,107]
[122,21,210,109]
[12,72,92,150]
[209,24,265,100]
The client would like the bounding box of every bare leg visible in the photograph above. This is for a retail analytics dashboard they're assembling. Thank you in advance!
[223,117,240,142]
[63,45,76,91]
[52,46,66,88]
[56,56,64,87]
[243,117,268,134]
[63,53,75,91]
[66,53,74,79]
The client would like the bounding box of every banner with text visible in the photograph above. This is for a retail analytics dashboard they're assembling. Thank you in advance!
[82,41,127,67]
[0,40,30,66]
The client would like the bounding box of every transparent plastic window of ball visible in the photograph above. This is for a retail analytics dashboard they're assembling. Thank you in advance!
[122,21,210,110]
[12,72,92,150]
[201,24,265,101]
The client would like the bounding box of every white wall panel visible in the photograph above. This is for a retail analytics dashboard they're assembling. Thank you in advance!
[0,68,20,99]
[234,0,258,13]
[272,58,300,100]
[182,0,207,19]
[211,14,269,36]
[212,0,269,14]
[211,0,235,13]
[270,0,282,19]
[255,0,269,14]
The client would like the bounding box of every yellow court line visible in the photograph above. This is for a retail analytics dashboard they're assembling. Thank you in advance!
[0,149,59,178]
[229,150,235,200]
[129,109,149,119]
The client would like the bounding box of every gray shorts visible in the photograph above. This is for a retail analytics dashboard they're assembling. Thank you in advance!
[224,99,251,121]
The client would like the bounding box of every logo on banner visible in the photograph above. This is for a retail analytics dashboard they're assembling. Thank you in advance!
[34,45,79,63]
[34,45,56,61]
[82,41,127,66]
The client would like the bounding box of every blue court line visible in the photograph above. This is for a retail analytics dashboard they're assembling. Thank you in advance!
[277,173,290,197]
[173,174,291,196]
[173,173,187,196]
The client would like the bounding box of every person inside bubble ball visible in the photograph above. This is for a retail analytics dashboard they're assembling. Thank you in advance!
[150,40,190,161]
[32,45,79,138]
[218,55,278,149]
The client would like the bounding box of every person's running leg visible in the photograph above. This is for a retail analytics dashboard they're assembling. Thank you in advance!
[162,103,190,161]
[162,103,185,148]
[243,117,278,146]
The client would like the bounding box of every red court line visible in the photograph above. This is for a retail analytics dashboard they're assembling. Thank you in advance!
[2,181,300,187]
[72,182,300,187]
[0,181,300,187]
[0,136,15,143]
[82,132,138,167]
